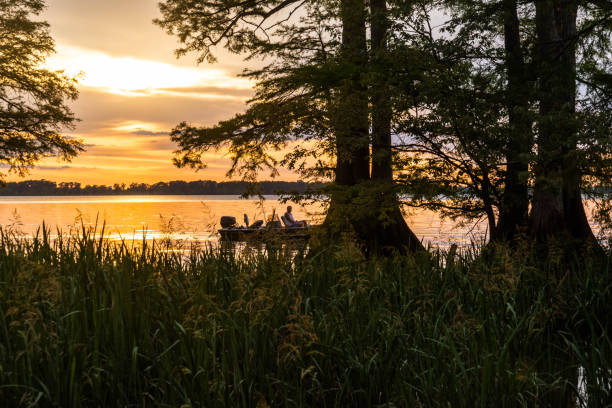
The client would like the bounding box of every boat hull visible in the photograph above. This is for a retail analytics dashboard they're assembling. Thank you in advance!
[218,227,311,242]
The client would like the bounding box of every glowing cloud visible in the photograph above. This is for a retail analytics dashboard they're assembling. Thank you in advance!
[46,45,253,97]
[113,121,166,133]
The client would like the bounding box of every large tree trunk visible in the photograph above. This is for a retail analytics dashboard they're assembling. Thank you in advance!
[529,0,596,247]
[370,0,393,182]
[366,0,423,254]
[496,0,532,242]
[335,0,370,186]
[323,0,423,255]
[323,0,371,244]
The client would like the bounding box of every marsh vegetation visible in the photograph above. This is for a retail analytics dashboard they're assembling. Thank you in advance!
[0,226,610,407]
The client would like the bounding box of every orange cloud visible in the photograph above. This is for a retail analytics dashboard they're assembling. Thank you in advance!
[46,46,253,97]
[8,1,300,186]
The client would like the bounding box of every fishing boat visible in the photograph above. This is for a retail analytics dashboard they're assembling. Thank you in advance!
[218,226,312,242]
[217,214,314,242]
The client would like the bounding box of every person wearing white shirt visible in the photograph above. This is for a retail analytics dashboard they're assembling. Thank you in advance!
[283,206,306,227]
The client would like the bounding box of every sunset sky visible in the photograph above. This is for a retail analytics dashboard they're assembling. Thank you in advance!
[10,0,280,185]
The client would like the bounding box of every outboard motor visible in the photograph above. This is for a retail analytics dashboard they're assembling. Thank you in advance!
[220,216,237,228]
[244,213,249,228]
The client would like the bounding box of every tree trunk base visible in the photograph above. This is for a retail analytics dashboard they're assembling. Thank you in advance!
[355,206,425,256]
[313,186,425,257]
[529,189,602,258]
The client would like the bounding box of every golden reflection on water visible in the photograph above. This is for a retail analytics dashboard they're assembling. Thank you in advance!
[0,194,494,248]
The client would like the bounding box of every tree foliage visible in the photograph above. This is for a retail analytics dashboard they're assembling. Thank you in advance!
[157,0,611,249]
[0,0,83,180]
[158,0,340,185]
[389,0,535,240]
[391,0,611,243]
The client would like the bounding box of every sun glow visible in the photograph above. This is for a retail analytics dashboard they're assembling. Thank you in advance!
[46,45,252,95]
[113,121,164,133]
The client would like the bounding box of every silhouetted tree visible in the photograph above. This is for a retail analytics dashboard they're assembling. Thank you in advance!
[156,0,425,254]
[393,0,610,246]
[528,0,607,249]
[0,0,83,180]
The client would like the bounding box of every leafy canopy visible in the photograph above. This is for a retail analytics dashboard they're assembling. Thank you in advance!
[0,0,83,180]
[157,0,342,187]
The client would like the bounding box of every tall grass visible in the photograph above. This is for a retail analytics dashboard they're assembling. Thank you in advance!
[0,226,610,407]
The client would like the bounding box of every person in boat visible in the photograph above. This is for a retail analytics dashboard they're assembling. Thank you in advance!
[283,206,307,228]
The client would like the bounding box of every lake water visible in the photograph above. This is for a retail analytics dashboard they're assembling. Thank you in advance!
[0,195,600,249]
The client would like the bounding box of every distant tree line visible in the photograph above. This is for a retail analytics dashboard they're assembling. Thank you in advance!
[0,180,315,196]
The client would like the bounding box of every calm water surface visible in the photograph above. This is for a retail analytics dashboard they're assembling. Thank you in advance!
[0,194,514,248]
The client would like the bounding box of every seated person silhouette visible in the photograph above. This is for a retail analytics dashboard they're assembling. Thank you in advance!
[282,206,307,228]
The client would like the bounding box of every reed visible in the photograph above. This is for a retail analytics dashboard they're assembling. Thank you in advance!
[0,226,610,407]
